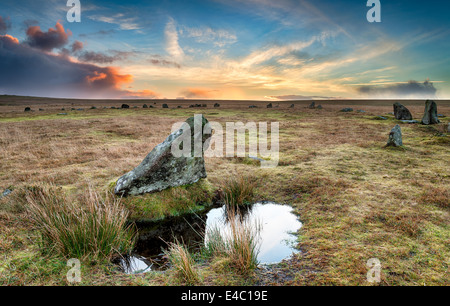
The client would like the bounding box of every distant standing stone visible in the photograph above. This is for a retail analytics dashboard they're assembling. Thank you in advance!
[267,103,272,108]
[162,104,169,108]
[214,103,220,108]
[143,104,148,108]
[317,105,323,109]
[393,102,412,120]
[386,124,403,147]
[289,104,294,108]
[421,100,440,125]
[121,104,130,109]
[308,101,315,109]
[24,107,31,112]
[249,105,257,108]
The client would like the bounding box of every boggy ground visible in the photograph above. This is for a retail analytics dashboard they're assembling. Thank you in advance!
[0,96,449,286]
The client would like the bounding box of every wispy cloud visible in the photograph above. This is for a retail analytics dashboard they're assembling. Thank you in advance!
[165,17,184,62]
[182,26,237,47]
[88,13,141,31]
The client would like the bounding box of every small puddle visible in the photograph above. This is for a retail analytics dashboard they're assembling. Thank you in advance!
[118,202,302,274]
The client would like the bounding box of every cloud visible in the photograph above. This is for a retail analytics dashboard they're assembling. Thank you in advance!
[183,26,237,47]
[0,34,133,99]
[179,88,219,99]
[88,14,141,31]
[147,55,181,68]
[356,80,438,98]
[122,89,161,99]
[77,50,134,64]
[71,40,83,53]
[165,18,184,62]
[25,21,71,51]
[0,16,11,34]
[266,94,337,100]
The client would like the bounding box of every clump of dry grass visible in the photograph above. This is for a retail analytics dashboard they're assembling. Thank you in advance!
[204,206,260,275]
[220,174,256,206]
[419,186,449,209]
[26,185,137,261]
[165,240,199,285]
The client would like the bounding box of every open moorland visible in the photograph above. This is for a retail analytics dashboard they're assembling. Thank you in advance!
[0,95,449,286]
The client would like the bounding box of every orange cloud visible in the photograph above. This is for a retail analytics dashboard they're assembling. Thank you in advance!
[85,67,133,90]
[0,34,19,44]
[123,89,161,99]
[179,88,219,99]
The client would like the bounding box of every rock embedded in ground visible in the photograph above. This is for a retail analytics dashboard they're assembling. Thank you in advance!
[0,189,12,199]
[162,104,169,108]
[317,105,323,109]
[121,104,130,109]
[393,102,413,120]
[114,115,212,196]
[386,124,403,147]
[421,100,440,125]
[24,107,31,112]
[400,120,419,124]
[340,108,353,112]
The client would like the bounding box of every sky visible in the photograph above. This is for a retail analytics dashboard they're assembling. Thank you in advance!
[1,0,450,100]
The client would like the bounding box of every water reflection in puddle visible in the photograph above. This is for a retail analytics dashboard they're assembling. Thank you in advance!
[119,202,302,274]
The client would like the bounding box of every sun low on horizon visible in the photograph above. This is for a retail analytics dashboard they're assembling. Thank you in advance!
[1,0,450,101]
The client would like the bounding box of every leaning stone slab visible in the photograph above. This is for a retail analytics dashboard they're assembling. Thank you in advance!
[421,100,440,125]
[393,102,412,120]
[386,124,403,147]
[114,115,211,196]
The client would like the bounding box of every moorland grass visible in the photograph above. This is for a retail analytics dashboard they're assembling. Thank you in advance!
[25,185,137,261]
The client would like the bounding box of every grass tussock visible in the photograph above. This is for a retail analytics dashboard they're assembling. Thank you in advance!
[220,175,257,206]
[26,185,137,261]
[204,206,260,275]
[165,240,200,285]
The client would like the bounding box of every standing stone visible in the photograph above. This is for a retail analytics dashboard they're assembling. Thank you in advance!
[421,100,440,125]
[386,125,403,147]
[24,107,31,112]
[393,102,412,120]
[121,104,130,109]
[214,103,220,108]
[162,104,169,108]
[267,103,272,108]
[317,105,323,109]
[114,115,212,196]
[308,101,315,109]
[289,104,295,108]
[143,104,148,108]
